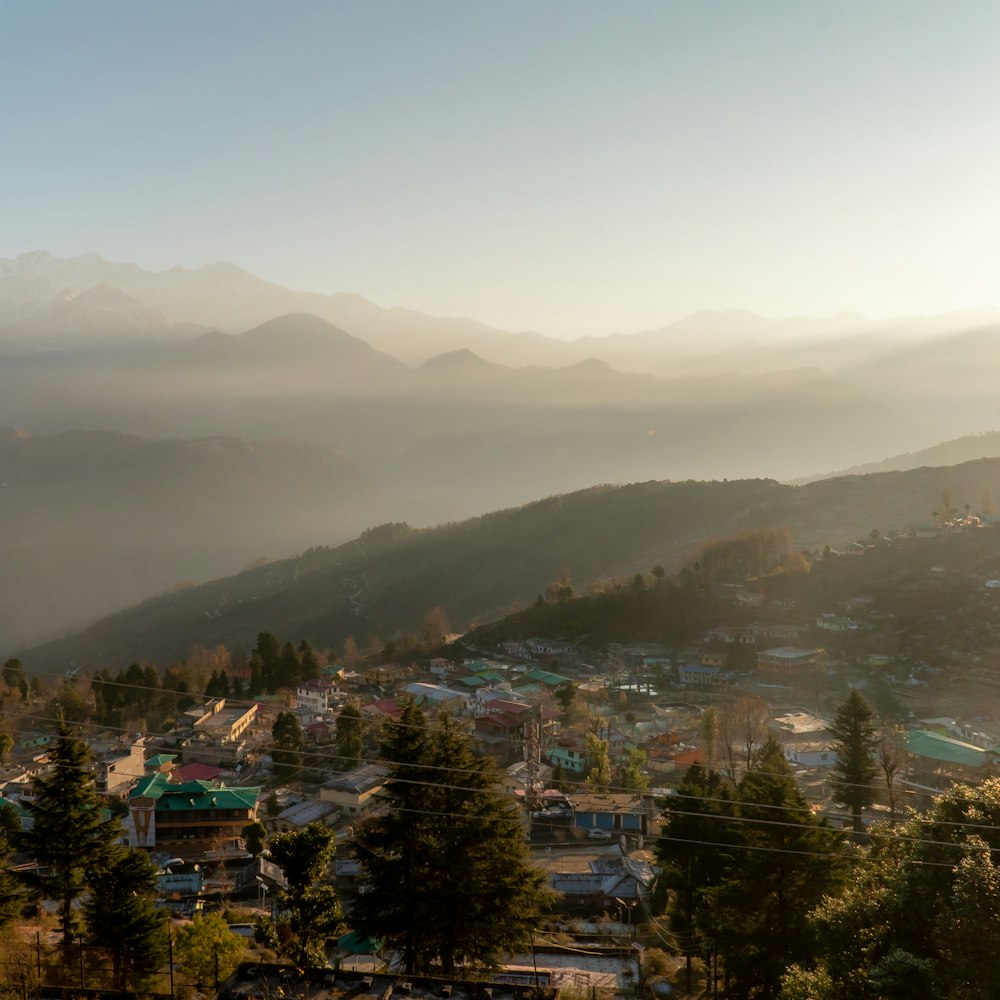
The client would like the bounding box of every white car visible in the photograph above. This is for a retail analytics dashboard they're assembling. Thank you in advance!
[587,828,613,841]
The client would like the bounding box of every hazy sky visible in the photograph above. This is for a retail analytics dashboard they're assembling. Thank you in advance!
[4,1,1000,337]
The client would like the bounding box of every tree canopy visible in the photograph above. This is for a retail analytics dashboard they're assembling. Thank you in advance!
[656,743,846,999]
[353,702,552,974]
[829,690,878,834]
[20,723,122,944]
[267,822,344,966]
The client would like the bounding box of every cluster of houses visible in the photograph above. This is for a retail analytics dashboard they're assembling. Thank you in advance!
[9,523,1000,919]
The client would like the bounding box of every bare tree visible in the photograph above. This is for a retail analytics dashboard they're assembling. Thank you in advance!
[718,693,769,783]
[877,722,907,818]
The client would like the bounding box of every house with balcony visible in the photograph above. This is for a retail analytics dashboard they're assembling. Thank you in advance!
[126,771,260,854]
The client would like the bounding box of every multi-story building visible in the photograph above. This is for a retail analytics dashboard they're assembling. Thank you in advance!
[756,646,822,674]
[170,698,258,767]
[126,771,260,854]
[93,736,147,798]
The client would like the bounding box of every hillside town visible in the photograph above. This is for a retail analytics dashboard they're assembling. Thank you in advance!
[5,515,1000,996]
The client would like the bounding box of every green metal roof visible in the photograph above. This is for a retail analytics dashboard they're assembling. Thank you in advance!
[906,730,993,768]
[474,670,506,683]
[523,669,572,686]
[145,754,177,768]
[512,683,542,695]
[456,675,488,688]
[129,771,260,811]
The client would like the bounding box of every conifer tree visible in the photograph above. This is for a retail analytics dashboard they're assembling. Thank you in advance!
[0,801,25,928]
[335,703,364,766]
[829,690,878,833]
[712,740,844,997]
[353,703,552,974]
[654,764,737,993]
[21,723,122,944]
[271,711,304,781]
[82,847,166,991]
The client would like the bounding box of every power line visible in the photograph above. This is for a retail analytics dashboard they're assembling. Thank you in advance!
[10,709,1000,870]
[5,665,927,800]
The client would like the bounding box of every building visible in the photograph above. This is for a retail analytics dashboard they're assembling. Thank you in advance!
[903,730,999,793]
[170,698,258,767]
[782,742,836,768]
[93,736,147,798]
[546,737,588,775]
[678,663,726,688]
[399,683,470,714]
[566,792,648,836]
[756,647,822,674]
[126,771,260,854]
[319,764,388,817]
[295,680,337,718]
[273,798,339,833]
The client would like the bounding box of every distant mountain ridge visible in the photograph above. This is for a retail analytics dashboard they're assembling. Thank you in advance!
[17,457,1000,673]
[6,250,999,372]
[796,431,1000,483]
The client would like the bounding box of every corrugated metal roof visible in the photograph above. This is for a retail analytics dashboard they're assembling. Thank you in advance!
[906,729,993,768]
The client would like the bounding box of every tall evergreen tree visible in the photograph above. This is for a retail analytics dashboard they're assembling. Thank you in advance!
[657,744,844,1000]
[335,703,364,766]
[654,764,738,994]
[353,703,552,974]
[713,740,844,999]
[0,801,26,928]
[829,691,878,834]
[278,641,302,690]
[21,723,122,944]
[82,847,167,991]
[254,632,283,694]
[299,640,322,682]
[271,710,304,781]
[585,732,612,791]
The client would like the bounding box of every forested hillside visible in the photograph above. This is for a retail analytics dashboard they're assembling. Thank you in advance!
[18,456,1000,674]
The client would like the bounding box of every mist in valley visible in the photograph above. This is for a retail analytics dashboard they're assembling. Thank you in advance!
[4,4,1000,661]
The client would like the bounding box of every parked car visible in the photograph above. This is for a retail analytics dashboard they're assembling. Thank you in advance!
[587,828,613,841]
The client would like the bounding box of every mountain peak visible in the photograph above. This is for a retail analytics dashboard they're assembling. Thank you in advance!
[421,348,501,371]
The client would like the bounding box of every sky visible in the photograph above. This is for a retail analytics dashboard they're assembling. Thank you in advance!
[4,1,1000,338]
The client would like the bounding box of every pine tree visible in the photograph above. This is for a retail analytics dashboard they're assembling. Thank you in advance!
[0,801,25,928]
[711,740,844,998]
[353,704,552,974]
[21,723,123,944]
[335,703,364,766]
[829,690,878,834]
[271,711,304,781]
[82,848,167,991]
[654,764,737,994]
[299,640,322,681]
[278,641,301,690]
[254,632,282,693]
